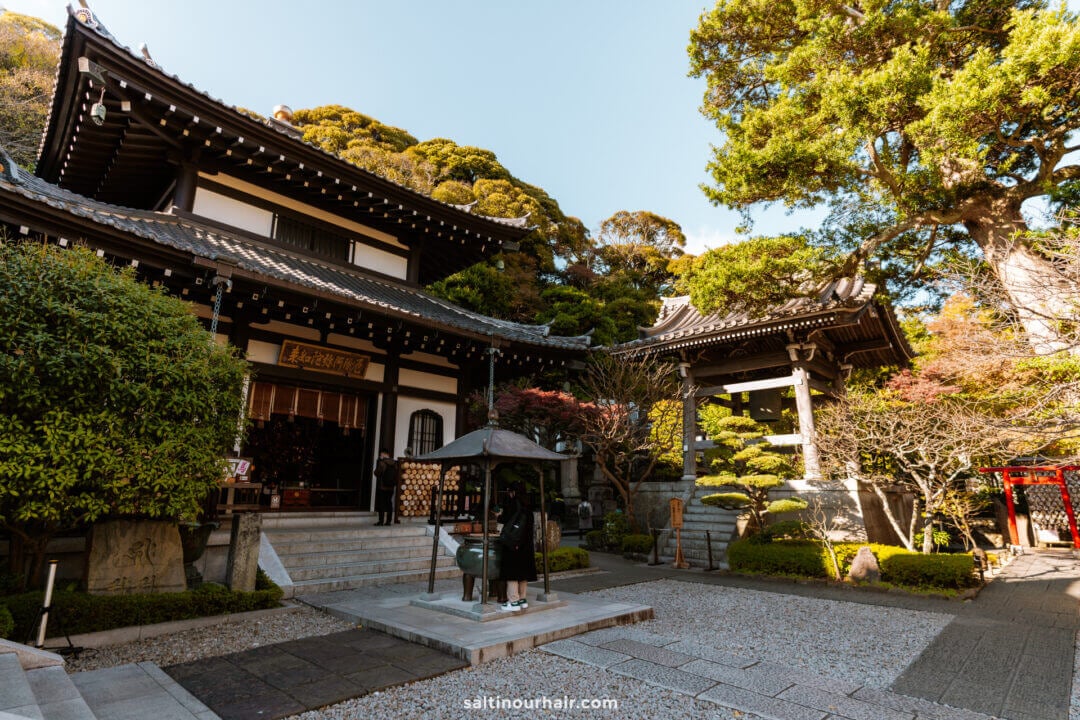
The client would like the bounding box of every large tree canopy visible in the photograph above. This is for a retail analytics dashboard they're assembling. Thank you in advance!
[0,242,249,586]
[689,0,1080,351]
[0,11,60,169]
[293,107,589,323]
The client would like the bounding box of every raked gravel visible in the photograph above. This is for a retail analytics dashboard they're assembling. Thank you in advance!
[56,579,974,720]
[282,579,954,720]
[581,578,953,688]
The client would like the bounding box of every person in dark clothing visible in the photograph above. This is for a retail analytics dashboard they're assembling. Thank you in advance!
[373,449,397,525]
[496,482,536,612]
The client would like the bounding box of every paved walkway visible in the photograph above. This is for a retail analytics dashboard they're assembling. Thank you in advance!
[891,549,1080,720]
[164,628,467,720]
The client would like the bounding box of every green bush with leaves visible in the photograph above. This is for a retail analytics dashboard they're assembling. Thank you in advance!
[621,533,655,555]
[881,553,977,589]
[0,569,283,640]
[0,243,249,588]
[0,604,13,640]
[536,547,589,573]
[728,540,979,589]
[584,530,605,551]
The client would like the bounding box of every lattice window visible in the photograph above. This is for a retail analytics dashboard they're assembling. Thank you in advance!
[408,409,443,456]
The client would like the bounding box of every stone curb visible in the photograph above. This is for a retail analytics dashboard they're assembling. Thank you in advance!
[43,601,304,651]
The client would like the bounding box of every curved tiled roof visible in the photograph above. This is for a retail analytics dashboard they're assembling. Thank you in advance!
[0,162,591,352]
[615,277,912,363]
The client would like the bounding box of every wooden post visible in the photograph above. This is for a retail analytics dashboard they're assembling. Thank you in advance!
[679,362,697,482]
[791,363,821,480]
[670,497,689,569]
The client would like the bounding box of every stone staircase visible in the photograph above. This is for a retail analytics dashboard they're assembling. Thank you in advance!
[0,648,97,720]
[261,513,461,595]
[661,486,740,567]
[0,642,215,720]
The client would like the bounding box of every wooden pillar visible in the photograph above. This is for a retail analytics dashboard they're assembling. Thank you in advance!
[791,363,821,480]
[173,161,198,212]
[680,362,697,481]
[379,349,400,455]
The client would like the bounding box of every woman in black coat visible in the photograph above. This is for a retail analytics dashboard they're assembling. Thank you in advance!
[497,482,537,611]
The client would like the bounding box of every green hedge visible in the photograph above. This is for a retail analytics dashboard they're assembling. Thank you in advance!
[881,553,977,589]
[728,540,980,589]
[0,604,12,640]
[536,547,590,573]
[621,533,654,555]
[0,569,283,641]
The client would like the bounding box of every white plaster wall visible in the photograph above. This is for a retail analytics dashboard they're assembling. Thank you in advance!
[192,187,274,237]
[351,242,408,280]
[394,397,457,458]
[198,173,403,248]
[246,340,280,364]
[399,368,457,395]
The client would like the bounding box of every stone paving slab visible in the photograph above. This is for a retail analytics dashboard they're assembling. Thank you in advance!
[681,658,795,696]
[891,549,1080,720]
[539,625,999,720]
[301,580,653,664]
[540,638,631,668]
[778,684,914,720]
[698,683,830,720]
[596,638,697,667]
[607,657,718,696]
[72,662,218,720]
[164,628,467,720]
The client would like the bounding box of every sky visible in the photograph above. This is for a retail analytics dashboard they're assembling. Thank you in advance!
[1,0,1076,255]
[0,0,805,254]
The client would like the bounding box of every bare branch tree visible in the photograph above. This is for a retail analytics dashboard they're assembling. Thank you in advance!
[576,351,683,529]
[816,394,1013,553]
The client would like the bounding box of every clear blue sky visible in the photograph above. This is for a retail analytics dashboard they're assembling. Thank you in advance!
[0,0,802,254]
[3,0,1077,254]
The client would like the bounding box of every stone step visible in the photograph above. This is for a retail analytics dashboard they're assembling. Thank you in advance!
[264,524,429,543]
[288,555,457,582]
[290,565,462,594]
[677,519,737,529]
[26,666,97,720]
[278,544,437,567]
[258,512,377,529]
[269,534,434,555]
[0,652,39,719]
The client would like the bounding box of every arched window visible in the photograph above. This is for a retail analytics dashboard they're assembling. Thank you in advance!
[408,409,443,456]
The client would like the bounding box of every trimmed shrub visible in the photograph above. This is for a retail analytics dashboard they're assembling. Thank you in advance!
[584,530,605,551]
[0,604,13,640]
[0,571,283,640]
[727,539,827,577]
[729,539,980,589]
[880,553,978,589]
[536,547,589,573]
[621,533,654,555]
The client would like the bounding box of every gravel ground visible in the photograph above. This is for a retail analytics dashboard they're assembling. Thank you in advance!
[58,579,962,719]
[280,579,954,720]
[65,605,354,672]
[284,650,751,720]
[1072,631,1080,720]
[582,579,953,688]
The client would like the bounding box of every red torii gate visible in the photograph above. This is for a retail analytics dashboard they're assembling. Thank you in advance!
[979,465,1080,549]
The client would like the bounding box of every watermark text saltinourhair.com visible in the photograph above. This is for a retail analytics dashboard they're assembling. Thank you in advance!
[464,695,619,711]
